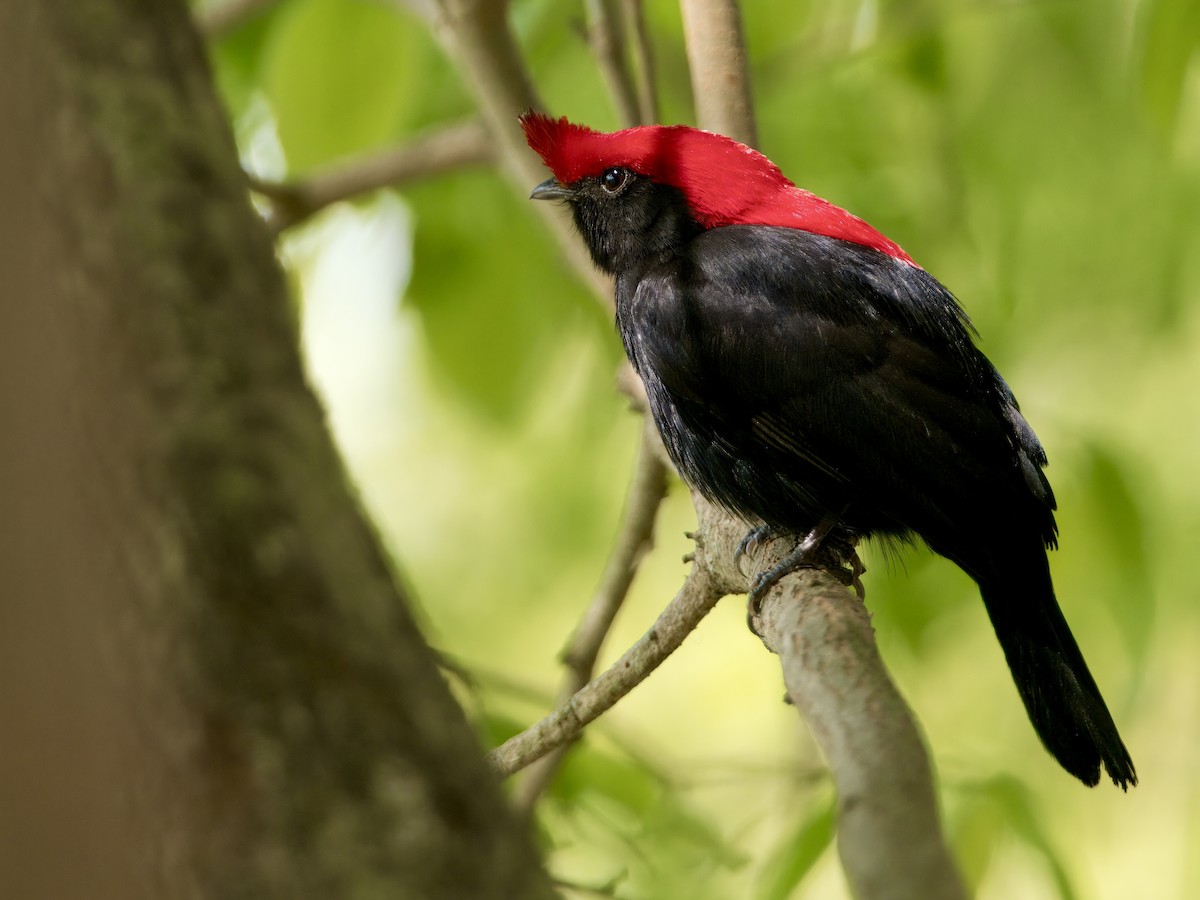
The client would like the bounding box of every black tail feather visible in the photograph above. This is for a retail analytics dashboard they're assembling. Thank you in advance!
[975,546,1136,789]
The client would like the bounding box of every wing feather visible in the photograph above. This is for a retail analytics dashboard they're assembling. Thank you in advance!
[618,226,1056,543]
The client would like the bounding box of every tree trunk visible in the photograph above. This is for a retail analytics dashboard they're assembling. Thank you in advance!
[0,3,555,898]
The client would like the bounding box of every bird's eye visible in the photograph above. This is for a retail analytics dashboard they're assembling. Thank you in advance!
[599,167,628,194]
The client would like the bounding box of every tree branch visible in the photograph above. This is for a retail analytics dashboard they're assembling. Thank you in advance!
[751,568,968,900]
[563,420,670,678]
[488,548,726,778]
[251,118,494,233]
[416,0,613,305]
[690,495,969,899]
[514,418,669,808]
[621,0,659,124]
[585,0,642,127]
[679,0,757,145]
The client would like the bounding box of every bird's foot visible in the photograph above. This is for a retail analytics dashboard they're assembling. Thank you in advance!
[746,519,837,617]
[745,519,865,633]
[735,523,787,575]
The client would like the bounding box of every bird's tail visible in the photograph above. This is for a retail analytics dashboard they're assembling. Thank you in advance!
[974,543,1136,789]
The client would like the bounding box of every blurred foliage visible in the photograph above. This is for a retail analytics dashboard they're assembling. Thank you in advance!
[202,0,1200,896]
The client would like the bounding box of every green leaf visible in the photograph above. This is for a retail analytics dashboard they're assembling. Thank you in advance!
[262,0,426,173]
[947,781,1005,888]
[553,743,659,815]
[476,710,528,749]
[757,792,836,900]
[1058,443,1154,670]
[551,742,745,871]
[987,776,1079,900]
[863,542,974,654]
[951,776,1079,900]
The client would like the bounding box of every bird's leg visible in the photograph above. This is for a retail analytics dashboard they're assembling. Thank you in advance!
[747,517,839,616]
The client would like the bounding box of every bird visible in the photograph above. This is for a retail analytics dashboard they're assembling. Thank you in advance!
[519,111,1135,790]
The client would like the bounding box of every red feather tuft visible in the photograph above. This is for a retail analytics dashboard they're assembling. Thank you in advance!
[518,111,914,265]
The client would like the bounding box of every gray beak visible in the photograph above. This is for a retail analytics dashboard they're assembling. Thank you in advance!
[529,178,573,201]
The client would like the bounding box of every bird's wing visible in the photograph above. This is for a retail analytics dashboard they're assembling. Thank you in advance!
[622,226,1054,540]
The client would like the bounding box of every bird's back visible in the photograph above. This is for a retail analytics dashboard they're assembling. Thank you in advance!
[618,225,1054,553]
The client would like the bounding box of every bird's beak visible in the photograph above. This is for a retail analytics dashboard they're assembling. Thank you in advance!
[529,178,573,201]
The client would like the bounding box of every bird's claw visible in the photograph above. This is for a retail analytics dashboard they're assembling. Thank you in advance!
[747,559,818,614]
[746,560,821,636]
[849,550,867,600]
[735,524,782,576]
[743,517,856,635]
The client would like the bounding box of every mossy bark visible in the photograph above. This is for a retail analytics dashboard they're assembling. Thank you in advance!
[0,3,554,898]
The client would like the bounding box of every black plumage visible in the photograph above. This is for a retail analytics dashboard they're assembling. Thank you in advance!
[526,132,1136,789]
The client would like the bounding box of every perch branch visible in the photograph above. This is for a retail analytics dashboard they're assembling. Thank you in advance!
[750,566,968,900]
[684,493,969,900]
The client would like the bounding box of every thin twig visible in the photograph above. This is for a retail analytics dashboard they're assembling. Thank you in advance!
[415,0,613,305]
[194,0,281,39]
[678,0,757,145]
[621,0,659,124]
[514,419,669,808]
[487,560,725,778]
[562,421,669,677]
[250,118,493,233]
[585,0,641,127]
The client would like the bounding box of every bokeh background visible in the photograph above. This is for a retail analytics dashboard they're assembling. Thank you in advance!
[202,0,1200,896]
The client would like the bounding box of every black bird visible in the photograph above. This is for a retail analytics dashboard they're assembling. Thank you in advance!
[521,112,1136,789]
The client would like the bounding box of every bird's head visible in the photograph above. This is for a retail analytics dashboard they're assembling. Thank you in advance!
[519,112,914,273]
